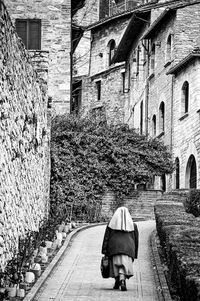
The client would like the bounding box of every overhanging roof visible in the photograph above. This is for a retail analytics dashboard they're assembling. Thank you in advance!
[72,0,85,16]
[141,8,176,39]
[86,0,200,32]
[167,49,200,75]
[72,24,84,52]
[111,11,150,64]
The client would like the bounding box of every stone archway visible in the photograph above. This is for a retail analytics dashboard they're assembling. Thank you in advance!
[185,155,197,188]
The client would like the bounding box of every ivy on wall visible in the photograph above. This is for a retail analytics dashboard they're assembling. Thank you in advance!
[50,114,174,222]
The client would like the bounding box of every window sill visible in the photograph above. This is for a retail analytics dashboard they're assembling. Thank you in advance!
[156,131,164,139]
[164,61,171,68]
[123,88,130,93]
[179,113,188,121]
[148,72,155,80]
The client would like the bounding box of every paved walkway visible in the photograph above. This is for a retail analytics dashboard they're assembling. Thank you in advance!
[33,221,159,301]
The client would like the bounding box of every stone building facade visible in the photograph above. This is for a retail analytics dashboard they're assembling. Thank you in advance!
[81,0,200,191]
[168,49,200,190]
[5,0,71,115]
[0,1,50,268]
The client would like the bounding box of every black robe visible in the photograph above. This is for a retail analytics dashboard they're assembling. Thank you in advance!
[101,223,139,260]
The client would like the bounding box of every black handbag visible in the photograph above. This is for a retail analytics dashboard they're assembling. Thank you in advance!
[100,256,110,278]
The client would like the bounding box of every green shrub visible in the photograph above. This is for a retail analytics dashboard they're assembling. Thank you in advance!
[184,189,200,217]
[155,197,200,301]
[50,114,173,223]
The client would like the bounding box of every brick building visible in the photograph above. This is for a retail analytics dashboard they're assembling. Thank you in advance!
[80,0,200,191]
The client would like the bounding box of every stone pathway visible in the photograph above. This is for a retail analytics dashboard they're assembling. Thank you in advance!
[33,221,159,301]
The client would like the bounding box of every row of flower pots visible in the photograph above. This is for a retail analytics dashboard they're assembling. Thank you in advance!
[0,221,77,300]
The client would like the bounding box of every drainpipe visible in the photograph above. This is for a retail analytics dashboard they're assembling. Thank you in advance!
[170,75,175,153]
[142,40,150,136]
[70,2,73,114]
[145,76,149,136]
[169,74,175,190]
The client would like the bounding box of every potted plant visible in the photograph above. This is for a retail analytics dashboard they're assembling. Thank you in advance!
[4,255,24,298]
[0,271,7,301]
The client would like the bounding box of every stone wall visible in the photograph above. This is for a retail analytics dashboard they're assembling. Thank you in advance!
[5,0,71,115]
[101,190,163,220]
[82,64,128,124]
[0,1,50,268]
[172,58,200,189]
[174,4,200,64]
[90,16,131,76]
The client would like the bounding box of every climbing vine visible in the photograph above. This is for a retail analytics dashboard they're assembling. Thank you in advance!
[50,114,174,222]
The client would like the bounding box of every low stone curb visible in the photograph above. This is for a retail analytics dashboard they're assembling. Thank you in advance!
[23,223,106,301]
[150,230,172,301]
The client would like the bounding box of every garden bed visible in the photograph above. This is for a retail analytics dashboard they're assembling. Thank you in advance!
[155,198,200,301]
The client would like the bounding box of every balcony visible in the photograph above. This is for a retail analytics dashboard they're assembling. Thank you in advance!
[109,0,139,16]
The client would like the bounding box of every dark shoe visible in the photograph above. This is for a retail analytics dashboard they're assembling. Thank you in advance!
[120,280,127,291]
[113,277,120,289]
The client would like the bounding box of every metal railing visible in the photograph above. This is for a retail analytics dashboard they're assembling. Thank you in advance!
[109,0,138,16]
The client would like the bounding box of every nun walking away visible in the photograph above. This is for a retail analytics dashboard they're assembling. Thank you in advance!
[101,206,139,291]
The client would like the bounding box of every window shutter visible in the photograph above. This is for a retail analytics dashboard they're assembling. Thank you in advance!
[28,20,41,50]
[16,20,28,48]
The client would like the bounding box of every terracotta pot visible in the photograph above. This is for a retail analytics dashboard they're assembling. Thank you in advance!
[17,288,25,298]
[45,240,53,249]
[8,285,17,298]
[62,232,67,239]
[41,254,48,263]
[56,232,62,240]
[64,225,69,233]
[51,240,58,249]
[31,263,41,277]
[33,248,38,257]
[71,222,76,228]
[25,271,35,284]
[19,282,28,290]
[56,238,62,248]
[39,246,47,255]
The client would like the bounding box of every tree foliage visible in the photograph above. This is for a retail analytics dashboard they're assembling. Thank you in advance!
[50,114,174,222]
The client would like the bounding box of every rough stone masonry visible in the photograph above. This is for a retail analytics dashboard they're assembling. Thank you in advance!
[0,1,50,268]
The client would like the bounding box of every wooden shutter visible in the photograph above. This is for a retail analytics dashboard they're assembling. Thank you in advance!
[15,20,28,48]
[28,20,41,50]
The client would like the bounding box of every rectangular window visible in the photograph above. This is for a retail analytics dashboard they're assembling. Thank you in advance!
[96,81,101,101]
[121,64,130,93]
[140,101,143,135]
[16,19,41,50]
[136,46,140,75]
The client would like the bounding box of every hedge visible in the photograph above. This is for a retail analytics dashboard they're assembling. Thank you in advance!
[155,198,200,301]
[184,189,200,217]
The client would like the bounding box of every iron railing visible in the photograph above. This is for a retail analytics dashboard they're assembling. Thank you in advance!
[109,0,139,16]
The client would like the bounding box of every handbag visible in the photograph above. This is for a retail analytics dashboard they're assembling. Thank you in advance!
[100,256,110,278]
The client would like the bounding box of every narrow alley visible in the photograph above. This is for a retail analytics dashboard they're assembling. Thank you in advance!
[33,221,159,301]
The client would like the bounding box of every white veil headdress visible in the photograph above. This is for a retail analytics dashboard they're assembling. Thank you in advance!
[108,206,134,232]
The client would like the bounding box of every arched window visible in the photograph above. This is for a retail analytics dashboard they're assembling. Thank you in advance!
[175,157,180,189]
[181,81,189,114]
[152,115,156,136]
[161,174,166,191]
[108,39,116,66]
[166,34,172,62]
[186,155,197,188]
[159,102,165,132]
[150,43,155,73]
